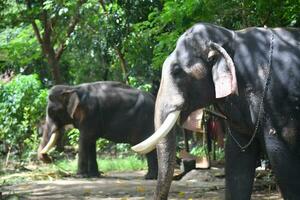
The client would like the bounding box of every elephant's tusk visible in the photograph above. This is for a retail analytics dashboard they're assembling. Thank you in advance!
[131,111,180,154]
[40,132,58,154]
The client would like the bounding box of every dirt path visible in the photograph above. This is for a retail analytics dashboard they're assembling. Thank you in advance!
[2,168,282,200]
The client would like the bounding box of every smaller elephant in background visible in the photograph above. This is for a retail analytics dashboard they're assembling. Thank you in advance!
[38,81,158,179]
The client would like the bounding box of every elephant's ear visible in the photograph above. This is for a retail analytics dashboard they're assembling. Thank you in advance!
[209,42,238,98]
[64,91,80,119]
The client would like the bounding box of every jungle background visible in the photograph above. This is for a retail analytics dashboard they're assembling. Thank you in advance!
[0,0,299,188]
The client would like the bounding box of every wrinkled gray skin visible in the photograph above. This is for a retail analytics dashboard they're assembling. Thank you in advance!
[154,23,300,199]
[38,81,158,179]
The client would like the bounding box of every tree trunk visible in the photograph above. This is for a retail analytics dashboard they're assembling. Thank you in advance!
[51,60,62,84]
[99,1,128,84]
[115,47,129,83]
[44,45,63,84]
[29,0,86,85]
[100,53,110,81]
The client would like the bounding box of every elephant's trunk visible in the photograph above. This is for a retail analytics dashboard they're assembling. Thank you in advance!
[132,69,184,199]
[154,129,176,199]
[132,74,183,154]
[154,105,177,200]
[37,116,59,163]
[39,132,58,154]
[37,140,54,163]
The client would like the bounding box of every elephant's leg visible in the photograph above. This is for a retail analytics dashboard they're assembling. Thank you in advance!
[154,129,176,200]
[264,130,300,199]
[145,149,158,180]
[77,133,89,177]
[87,140,100,177]
[225,129,260,200]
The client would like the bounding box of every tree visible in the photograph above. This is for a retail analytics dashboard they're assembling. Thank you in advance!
[1,0,298,86]
[0,26,41,76]
[136,0,300,70]
[0,0,88,84]
[64,0,162,85]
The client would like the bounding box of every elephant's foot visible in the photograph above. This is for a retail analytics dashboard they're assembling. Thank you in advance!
[75,173,90,178]
[75,173,101,178]
[76,170,103,178]
[144,171,158,180]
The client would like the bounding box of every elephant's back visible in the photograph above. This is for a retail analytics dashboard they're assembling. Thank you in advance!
[234,27,300,135]
[86,83,155,145]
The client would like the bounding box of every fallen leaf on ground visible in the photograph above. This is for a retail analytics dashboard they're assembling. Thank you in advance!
[136,186,145,193]
[83,188,92,196]
[178,191,185,197]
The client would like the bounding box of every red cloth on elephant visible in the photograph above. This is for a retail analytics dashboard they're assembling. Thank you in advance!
[207,118,225,148]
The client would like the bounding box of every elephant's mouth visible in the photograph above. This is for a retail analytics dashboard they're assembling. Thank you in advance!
[37,121,60,163]
[179,109,194,125]
[131,106,203,154]
[132,101,226,154]
[39,131,59,154]
[131,110,181,154]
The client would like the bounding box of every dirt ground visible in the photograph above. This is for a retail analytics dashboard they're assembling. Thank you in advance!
[1,167,282,200]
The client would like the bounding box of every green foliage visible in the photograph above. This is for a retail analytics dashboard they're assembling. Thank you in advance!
[66,128,80,147]
[97,138,111,151]
[0,156,147,186]
[101,3,129,48]
[190,145,208,158]
[65,0,162,84]
[128,76,152,92]
[0,74,48,159]
[66,128,112,151]
[0,0,299,167]
[0,0,94,84]
[213,147,225,161]
[1,0,299,86]
[190,145,225,161]
[133,0,211,69]
[55,158,78,174]
[0,25,41,74]
[97,155,147,172]
[134,0,300,70]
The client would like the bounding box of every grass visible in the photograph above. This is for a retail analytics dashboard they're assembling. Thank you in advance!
[55,155,147,173]
[0,155,147,186]
[0,163,71,186]
[97,156,147,172]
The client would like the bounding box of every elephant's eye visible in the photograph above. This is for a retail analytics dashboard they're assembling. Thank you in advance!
[48,94,55,102]
[172,64,184,77]
[207,54,218,65]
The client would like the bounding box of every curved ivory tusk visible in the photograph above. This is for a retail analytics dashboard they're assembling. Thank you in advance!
[40,133,58,154]
[131,111,180,154]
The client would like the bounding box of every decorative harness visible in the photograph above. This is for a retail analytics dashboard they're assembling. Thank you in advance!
[227,28,274,152]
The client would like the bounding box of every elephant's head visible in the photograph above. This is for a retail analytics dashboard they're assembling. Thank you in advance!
[38,85,82,162]
[132,23,238,154]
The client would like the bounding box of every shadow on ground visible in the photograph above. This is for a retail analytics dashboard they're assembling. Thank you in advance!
[2,168,282,200]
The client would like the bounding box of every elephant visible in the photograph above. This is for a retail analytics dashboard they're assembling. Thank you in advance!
[132,23,300,199]
[38,81,158,179]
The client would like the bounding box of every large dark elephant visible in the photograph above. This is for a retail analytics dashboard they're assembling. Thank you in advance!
[132,23,300,199]
[38,81,158,179]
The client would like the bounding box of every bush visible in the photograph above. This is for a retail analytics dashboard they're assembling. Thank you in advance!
[0,74,48,161]
[66,128,112,152]
[190,145,225,161]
